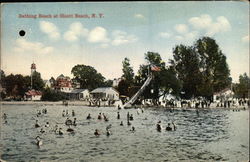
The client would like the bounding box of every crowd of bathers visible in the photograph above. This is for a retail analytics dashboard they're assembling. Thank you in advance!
[2,107,179,148]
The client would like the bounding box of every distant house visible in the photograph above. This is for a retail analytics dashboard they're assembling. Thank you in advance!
[90,87,119,100]
[44,80,51,88]
[25,90,42,101]
[213,88,234,102]
[44,77,56,89]
[112,78,122,87]
[67,89,89,100]
[54,74,73,93]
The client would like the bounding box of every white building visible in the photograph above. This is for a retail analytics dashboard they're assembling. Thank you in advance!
[90,87,119,100]
[55,74,73,93]
[213,88,234,102]
[112,78,122,87]
[24,90,42,101]
[67,89,90,100]
[44,80,51,88]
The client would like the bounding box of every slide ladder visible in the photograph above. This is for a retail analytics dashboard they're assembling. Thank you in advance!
[123,75,153,108]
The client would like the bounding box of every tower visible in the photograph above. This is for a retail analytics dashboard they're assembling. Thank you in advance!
[31,63,36,89]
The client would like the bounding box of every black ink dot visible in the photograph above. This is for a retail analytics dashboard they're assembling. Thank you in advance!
[19,30,25,36]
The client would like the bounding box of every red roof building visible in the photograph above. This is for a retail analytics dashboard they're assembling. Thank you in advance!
[54,74,73,92]
[25,90,42,101]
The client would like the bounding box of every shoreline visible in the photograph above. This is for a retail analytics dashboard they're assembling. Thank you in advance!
[0,101,248,110]
[0,101,114,107]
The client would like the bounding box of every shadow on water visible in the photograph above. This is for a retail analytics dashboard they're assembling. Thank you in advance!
[1,105,249,161]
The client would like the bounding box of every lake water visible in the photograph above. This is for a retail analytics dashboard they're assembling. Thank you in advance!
[0,105,249,162]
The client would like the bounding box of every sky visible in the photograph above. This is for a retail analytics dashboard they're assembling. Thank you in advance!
[1,2,249,83]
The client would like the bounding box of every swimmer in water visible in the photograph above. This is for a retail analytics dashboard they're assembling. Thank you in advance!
[98,113,102,120]
[156,121,162,132]
[59,128,63,135]
[67,125,74,133]
[3,113,7,120]
[53,125,58,133]
[166,123,172,131]
[94,129,100,136]
[104,114,109,121]
[86,113,91,120]
[40,128,45,133]
[73,118,77,126]
[45,122,49,128]
[65,118,72,125]
[172,122,177,131]
[35,120,40,128]
[62,110,65,117]
[129,114,134,121]
[106,129,111,136]
[127,112,130,121]
[130,126,135,132]
[35,136,42,147]
[117,112,120,119]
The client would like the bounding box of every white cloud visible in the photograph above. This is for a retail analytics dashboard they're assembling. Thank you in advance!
[111,30,138,46]
[184,31,198,40]
[188,14,231,36]
[64,22,88,42]
[14,38,53,55]
[39,21,60,40]
[189,14,212,30]
[174,24,189,34]
[241,35,249,43]
[134,14,145,19]
[175,36,184,41]
[87,27,110,43]
[159,32,171,38]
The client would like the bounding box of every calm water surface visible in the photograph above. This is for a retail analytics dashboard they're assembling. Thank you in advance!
[0,105,249,162]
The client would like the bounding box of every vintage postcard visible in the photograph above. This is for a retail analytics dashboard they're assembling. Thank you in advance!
[0,2,249,162]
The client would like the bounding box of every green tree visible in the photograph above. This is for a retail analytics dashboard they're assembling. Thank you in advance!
[117,79,130,96]
[103,79,113,87]
[118,57,135,97]
[0,70,6,99]
[195,37,231,97]
[4,74,29,98]
[0,70,5,83]
[122,57,134,84]
[234,73,249,98]
[170,45,201,99]
[135,52,181,102]
[145,52,165,100]
[41,88,66,101]
[170,37,231,99]
[159,67,182,97]
[71,64,105,90]
[31,71,45,91]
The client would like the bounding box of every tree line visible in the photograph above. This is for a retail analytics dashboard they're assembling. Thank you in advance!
[117,37,248,102]
[0,36,249,101]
